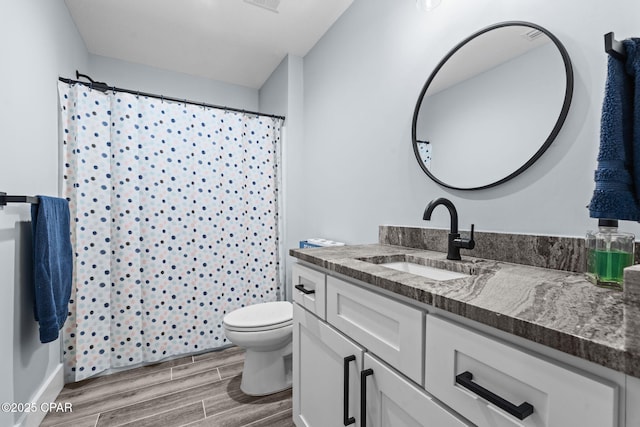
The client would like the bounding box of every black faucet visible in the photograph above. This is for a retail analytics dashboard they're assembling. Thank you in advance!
[423,198,475,260]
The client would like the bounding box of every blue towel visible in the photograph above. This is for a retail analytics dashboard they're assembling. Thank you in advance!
[625,39,640,202]
[589,38,640,221]
[31,196,73,343]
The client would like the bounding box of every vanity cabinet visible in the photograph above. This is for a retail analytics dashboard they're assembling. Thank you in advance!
[293,262,624,427]
[293,263,464,427]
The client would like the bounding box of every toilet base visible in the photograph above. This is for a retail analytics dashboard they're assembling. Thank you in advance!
[240,343,293,396]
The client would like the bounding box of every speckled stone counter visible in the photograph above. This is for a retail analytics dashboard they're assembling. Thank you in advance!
[625,265,640,359]
[290,240,640,378]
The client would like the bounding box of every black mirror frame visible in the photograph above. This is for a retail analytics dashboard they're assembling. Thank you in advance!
[411,21,574,191]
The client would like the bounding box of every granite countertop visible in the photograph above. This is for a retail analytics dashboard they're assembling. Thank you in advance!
[290,243,640,378]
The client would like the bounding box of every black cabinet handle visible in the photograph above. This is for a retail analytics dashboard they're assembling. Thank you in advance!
[343,355,356,426]
[294,284,315,295]
[455,371,534,420]
[360,368,374,427]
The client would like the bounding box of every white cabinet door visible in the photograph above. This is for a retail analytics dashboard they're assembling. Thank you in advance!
[361,353,472,427]
[293,303,364,427]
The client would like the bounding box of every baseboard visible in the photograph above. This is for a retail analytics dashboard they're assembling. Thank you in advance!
[16,363,64,427]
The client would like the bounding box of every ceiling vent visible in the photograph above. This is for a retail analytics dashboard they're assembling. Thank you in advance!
[521,29,544,41]
[244,0,281,13]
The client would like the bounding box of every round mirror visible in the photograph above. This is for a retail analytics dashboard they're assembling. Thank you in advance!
[412,21,573,190]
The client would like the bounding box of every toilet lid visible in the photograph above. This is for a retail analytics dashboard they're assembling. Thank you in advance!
[223,301,293,330]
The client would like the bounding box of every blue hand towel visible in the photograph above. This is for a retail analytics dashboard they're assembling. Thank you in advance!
[624,38,640,202]
[589,38,640,221]
[31,196,73,343]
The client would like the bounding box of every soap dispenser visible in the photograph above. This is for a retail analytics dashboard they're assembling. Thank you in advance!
[586,219,635,290]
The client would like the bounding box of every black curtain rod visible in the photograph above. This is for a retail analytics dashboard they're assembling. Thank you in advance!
[58,71,286,122]
[605,32,626,61]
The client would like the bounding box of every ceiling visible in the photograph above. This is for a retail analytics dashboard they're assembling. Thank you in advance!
[64,0,354,89]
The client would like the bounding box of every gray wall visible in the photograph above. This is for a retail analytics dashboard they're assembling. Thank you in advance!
[88,54,259,111]
[259,55,305,300]
[0,1,88,425]
[283,56,305,298]
[293,0,640,247]
[259,56,289,118]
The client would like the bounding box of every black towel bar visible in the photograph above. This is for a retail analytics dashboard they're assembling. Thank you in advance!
[0,192,39,206]
[605,32,626,60]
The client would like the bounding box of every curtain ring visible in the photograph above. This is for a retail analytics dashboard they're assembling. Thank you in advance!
[136,91,140,99]
[161,95,164,103]
[112,86,116,95]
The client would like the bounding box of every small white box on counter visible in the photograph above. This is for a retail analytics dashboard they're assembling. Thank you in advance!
[299,238,346,248]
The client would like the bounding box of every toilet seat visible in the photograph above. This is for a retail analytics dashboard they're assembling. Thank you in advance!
[224,319,292,332]
[223,301,292,332]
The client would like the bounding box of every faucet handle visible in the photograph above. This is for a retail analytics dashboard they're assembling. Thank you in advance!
[455,224,475,250]
[466,224,476,249]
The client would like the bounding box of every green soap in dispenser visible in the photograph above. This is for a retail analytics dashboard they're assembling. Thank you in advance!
[586,219,635,290]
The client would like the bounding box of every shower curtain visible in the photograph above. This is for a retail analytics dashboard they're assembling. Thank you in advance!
[58,82,282,382]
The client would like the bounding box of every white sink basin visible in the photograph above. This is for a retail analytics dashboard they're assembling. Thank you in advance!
[381,261,470,281]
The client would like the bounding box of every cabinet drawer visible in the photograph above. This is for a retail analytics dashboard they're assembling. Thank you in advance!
[292,263,326,320]
[425,315,617,427]
[327,276,424,384]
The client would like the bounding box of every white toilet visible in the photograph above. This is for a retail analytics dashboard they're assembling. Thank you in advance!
[223,301,293,396]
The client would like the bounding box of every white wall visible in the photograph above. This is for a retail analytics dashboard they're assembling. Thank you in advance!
[294,0,640,245]
[283,56,305,297]
[88,54,259,111]
[0,1,89,425]
[259,56,289,117]
[259,55,305,300]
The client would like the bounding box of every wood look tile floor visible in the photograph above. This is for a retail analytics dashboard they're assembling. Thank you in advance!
[41,347,294,427]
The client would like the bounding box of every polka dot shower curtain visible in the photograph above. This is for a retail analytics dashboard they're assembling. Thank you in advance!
[58,82,282,382]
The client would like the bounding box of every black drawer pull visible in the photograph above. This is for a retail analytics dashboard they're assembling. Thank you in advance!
[295,284,315,295]
[455,371,534,420]
[360,368,374,427]
[343,355,356,425]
